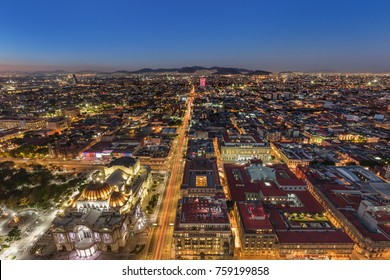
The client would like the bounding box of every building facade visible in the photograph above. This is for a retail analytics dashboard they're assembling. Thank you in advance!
[270,142,313,169]
[234,201,277,258]
[225,162,354,259]
[0,118,47,130]
[220,133,271,162]
[173,195,234,260]
[51,157,151,258]
[297,165,390,259]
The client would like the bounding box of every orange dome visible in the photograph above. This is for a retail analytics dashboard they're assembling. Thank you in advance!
[109,191,128,208]
[69,193,82,208]
[82,182,113,201]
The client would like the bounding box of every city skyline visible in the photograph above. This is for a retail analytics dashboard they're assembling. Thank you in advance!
[1,0,390,72]
[1,0,390,266]
[1,72,389,261]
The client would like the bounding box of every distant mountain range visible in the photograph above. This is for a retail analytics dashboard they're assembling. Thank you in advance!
[3,67,390,75]
[6,66,272,76]
[115,66,272,75]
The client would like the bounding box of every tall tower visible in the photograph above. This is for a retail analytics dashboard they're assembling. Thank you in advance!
[72,74,78,84]
[199,77,206,87]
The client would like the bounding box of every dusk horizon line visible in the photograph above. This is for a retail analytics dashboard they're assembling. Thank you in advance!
[1,64,390,74]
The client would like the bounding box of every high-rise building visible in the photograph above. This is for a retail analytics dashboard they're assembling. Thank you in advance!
[200,77,206,87]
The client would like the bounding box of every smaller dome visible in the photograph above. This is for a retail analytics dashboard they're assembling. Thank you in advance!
[109,191,128,208]
[82,182,113,201]
[69,193,82,208]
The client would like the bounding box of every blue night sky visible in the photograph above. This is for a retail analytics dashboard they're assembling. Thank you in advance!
[1,0,389,72]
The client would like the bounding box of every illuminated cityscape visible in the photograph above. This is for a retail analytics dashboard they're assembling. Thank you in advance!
[0,0,389,263]
[0,71,389,260]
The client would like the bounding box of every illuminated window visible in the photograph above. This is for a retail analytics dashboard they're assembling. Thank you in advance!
[196,176,207,187]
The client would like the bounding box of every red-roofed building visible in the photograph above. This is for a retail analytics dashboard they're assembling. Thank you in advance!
[226,162,355,259]
[225,162,312,205]
[301,165,390,259]
[276,230,354,259]
[173,196,234,260]
[275,178,307,191]
[235,201,277,257]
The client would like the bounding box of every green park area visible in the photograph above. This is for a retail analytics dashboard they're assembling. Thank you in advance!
[0,161,84,210]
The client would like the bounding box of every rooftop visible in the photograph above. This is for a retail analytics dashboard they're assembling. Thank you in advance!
[176,196,230,226]
[222,132,266,146]
[276,230,353,244]
[182,157,221,189]
[187,139,215,157]
[246,163,276,182]
[237,201,274,232]
[225,162,309,201]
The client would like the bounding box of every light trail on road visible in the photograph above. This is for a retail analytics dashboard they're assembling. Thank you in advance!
[153,86,194,260]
